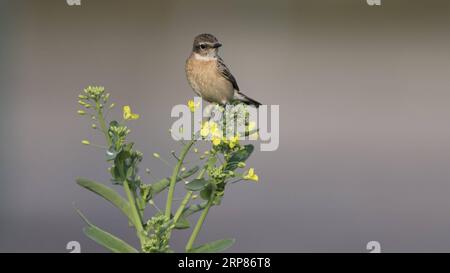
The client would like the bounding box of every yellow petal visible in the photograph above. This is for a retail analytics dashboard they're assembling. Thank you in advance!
[229,137,239,149]
[212,137,221,146]
[200,127,209,137]
[123,105,131,119]
[123,105,139,120]
[188,100,196,112]
[130,113,140,120]
[244,168,259,182]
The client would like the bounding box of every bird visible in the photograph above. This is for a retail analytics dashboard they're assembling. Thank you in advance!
[185,33,261,107]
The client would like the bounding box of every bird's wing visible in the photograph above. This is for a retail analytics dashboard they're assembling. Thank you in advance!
[217,57,240,91]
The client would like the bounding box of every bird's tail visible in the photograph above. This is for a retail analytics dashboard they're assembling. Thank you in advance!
[235,91,261,108]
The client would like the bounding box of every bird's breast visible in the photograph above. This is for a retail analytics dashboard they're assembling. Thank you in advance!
[185,57,217,92]
[185,56,234,104]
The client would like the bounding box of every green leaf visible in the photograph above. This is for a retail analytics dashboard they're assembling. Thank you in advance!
[76,208,138,253]
[200,183,215,201]
[174,217,190,229]
[200,184,212,200]
[151,178,170,195]
[114,150,130,180]
[76,178,133,223]
[189,238,236,253]
[110,165,121,182]
[151,166,200,196]
[180,165,200,179]
[181,201,208,218]
[126,167,134,180]
[224,144,254,172]
[185,178,209,191]
[83,226,139,253]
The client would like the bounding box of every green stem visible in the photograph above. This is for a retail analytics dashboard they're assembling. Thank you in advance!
[133,191,145,219]
[96,103,111,147]
[164,139,195,218]
[170,168,207,234]
[173,192,193,224]
[123,180,146,247]
[185,198,213,252]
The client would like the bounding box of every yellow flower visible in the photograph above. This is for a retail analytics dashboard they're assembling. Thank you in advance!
[188,100,200,112]
[212,135,222,146]
[228,135,239,149]
[200,122,210,137]
[200,121,219,137]
[244,168,259,182]
[209,122,219,135]
[81,140,90,145]
[123,105,140,120]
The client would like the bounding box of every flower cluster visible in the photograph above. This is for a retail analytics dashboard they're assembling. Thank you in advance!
[74,87,261,254]
[143,214,172,253]
[194,101,259,184]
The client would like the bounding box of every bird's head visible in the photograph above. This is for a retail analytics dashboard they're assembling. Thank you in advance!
[192,33,222,59]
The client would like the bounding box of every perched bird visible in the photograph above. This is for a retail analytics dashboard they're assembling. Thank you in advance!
[185,33,261,107]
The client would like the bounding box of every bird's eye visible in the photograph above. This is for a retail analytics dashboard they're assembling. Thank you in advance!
[199,44,206,50]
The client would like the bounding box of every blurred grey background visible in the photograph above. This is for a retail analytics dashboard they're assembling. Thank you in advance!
[1,0,450,252]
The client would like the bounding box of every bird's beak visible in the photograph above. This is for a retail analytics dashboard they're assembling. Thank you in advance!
[213,42,222,48]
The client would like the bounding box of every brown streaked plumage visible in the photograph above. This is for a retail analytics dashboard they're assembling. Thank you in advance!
[185,33,261,107]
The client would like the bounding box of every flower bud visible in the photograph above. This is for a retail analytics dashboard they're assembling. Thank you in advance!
[237,162,246,168]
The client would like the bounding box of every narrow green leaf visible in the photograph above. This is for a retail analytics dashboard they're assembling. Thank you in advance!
[151,166,200,196]
[189,238,236,253]
[76,177,133,223]
[150,178,170,195]
[174,217,190,229]
[181,201,208,218]
[185,178,209,191]
[83,226,139,253]
[180,165,200,179]
[75,208,138,253]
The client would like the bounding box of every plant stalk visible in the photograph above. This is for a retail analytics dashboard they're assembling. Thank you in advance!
[164,139,195,218]
[185,198,213,252]
[123,180,146,247]
[96,103,111,147]
[169,167,207,239]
